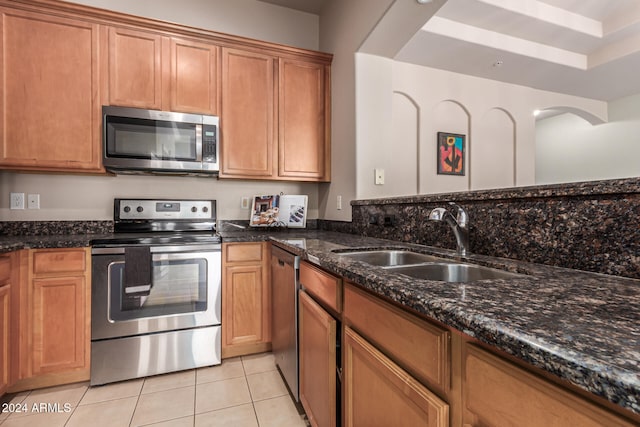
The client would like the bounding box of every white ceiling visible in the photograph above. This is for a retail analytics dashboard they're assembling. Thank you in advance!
[261,0,640,101]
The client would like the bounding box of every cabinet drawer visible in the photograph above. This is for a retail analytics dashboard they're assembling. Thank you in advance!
[32,249,87,275]
[344,283,450,394]
[224,242,264,263]
[0,256,10,283]
[463,344,637,427]
[299,262,342,313]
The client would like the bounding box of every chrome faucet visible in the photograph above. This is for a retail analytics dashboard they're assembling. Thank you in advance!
[428,202,469,256]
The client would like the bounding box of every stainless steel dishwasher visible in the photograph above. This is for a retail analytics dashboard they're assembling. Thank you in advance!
[271,245,300,401]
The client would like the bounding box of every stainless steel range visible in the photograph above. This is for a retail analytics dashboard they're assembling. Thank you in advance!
[90,198,222,386]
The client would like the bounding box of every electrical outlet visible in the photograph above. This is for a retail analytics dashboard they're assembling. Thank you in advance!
[337,195,342,210]
[375,168,385,185]
[10,192,25,210]
[28,194,40,209]
[241,196,250,209]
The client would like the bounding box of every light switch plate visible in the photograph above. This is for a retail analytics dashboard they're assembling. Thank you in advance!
[375,168,385,185]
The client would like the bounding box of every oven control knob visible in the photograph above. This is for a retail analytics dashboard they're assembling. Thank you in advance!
[203,206,209,213]
[191,206,197,213]
[123,206,131,213]
[137,206,144,213]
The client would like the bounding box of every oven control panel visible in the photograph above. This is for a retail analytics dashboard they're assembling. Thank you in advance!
[117,199,214,220]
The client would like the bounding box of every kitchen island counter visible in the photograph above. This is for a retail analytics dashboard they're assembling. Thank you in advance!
[222,229,640,419]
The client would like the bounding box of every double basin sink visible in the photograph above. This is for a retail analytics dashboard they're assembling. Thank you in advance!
[335,249,523,283]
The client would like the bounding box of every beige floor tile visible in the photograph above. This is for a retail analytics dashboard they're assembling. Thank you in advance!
[81,378,144,405]
[241,352,276,375]
[130,386,195,427]
[141,415,195,426]
[195,377,251,414]
[254,395,307,427]
[246,370,289,402]
[66,396,137,427]
[7,382,87,419]
[196,357,244,384]
[0,411,71,427]
[195,403,258,427]
[142,370,196,394]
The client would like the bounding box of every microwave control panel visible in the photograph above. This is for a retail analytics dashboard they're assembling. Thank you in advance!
[202,125,217,163]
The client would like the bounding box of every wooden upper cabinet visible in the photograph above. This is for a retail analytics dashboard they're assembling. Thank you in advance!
[108,27,220,114]
[0,8,102,172]
[108,27,163,109]
[279,58,330,181]
[169,38,219,115]
[220,47,276,179]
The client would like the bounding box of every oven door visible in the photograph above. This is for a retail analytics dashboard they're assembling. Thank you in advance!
[91,245,221,340]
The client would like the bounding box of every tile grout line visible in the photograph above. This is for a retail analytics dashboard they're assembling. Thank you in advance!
[241,355,262,427]
[62,384,90,427]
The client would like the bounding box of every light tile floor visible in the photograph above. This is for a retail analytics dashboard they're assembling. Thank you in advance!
[0,353,308,427]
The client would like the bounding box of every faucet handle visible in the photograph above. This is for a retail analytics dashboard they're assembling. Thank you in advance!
[448,202,468,228]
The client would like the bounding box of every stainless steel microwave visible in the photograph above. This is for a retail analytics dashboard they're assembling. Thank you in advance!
[103,106,219,175]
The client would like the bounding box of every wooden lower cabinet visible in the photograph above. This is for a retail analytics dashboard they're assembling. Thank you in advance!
[462,344,637,427]
[299,290,337,427]
[343,326,449,427]
[9,248,91,392]
[222,242,271,358]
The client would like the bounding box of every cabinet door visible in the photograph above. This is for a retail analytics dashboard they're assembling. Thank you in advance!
[0,8,102,172]
[31,276,86,375]
[299,291,337,427]
[108,27,162,109]
[343,327,449,427]
[462,344,637,427]
[278,58,330,181]
[220,48,276,178]
[0,284,9,395]
[170,38,219,114]
[222,242,271,358]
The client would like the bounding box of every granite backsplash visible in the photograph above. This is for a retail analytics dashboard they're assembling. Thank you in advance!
[0,220,113,236]
[320,178,640,279]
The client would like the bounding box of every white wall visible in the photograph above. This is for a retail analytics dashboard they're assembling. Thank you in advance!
[354,53,609,199]
[536,92,640,184]
[0,0,320,222]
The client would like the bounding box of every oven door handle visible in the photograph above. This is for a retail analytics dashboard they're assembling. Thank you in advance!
[92,244,221,255]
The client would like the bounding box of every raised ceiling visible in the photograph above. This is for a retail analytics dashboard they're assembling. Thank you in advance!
[261,0,640,101]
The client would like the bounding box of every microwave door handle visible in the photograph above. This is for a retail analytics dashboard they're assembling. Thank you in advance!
[195,124,203,161]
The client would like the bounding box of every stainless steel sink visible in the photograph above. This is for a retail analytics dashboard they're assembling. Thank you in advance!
[334,250,448,266]
[385,263,523,283]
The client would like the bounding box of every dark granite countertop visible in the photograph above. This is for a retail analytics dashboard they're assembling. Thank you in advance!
[225,229,640,417]
[2,229,638,417]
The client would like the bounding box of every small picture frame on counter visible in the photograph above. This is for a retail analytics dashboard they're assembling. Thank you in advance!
[249,194,308,228]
